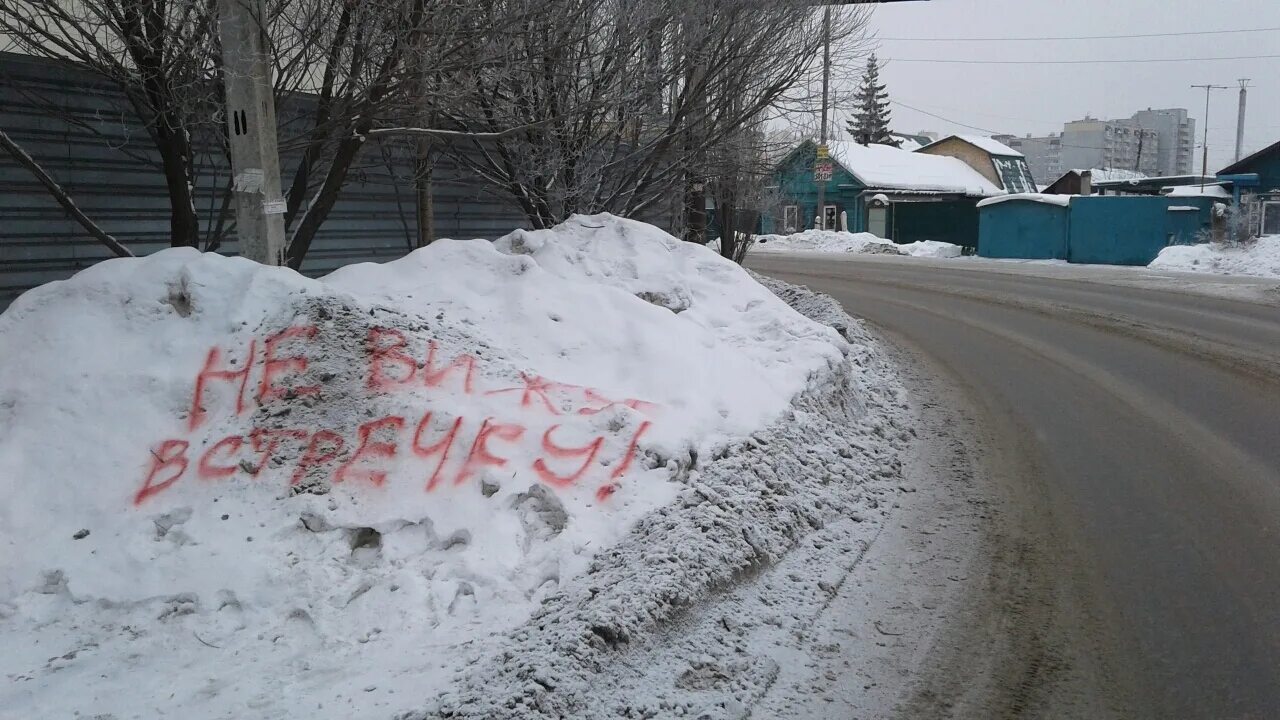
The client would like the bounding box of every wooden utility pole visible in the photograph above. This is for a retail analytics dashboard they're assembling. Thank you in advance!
[1191,83,1228,190]
[219,0,287,265]
[814,6,832,230]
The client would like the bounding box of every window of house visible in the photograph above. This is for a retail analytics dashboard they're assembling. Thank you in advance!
[1263,202,1280,237]
[823,205,838,231]
[783,205,798,233]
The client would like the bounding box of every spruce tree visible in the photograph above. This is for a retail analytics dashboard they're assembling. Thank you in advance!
[846,54,899,147]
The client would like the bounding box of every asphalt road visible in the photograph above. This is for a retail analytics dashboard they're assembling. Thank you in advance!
[750,254,1280,719]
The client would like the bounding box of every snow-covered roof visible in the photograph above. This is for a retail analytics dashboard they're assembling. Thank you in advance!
[826,140,1002,196]
[1084,168,1148,183]
[895,137,924,151]
[976,192,1072,209]
[1165,184,1232,199]
[920,134,1024,158]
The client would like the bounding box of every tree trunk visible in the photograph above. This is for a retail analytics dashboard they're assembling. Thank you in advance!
[156,125,200,247]
[415,141,434,247]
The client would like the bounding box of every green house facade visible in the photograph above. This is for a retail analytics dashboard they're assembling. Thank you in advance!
[768,139,1005,248]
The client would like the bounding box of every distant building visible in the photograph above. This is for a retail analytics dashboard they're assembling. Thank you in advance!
[1130,108,1196,177]
[995,134,1062,184]
[1060,116,1161,177]
[997,108,1195,180]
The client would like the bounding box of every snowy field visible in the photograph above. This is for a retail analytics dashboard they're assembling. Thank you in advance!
[0,215,908,719]
[752,229,962,258]
[1150,235,1280,279]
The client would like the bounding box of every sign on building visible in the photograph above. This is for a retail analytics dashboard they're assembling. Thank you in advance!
[814,161,833,182]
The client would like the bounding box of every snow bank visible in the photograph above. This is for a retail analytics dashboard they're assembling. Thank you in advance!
[0,215,849,719]
[1149,235,1280,279]
[753,231,962,259]
[753,229,900,255]
[406,273,911,718]
[897,239,964,258]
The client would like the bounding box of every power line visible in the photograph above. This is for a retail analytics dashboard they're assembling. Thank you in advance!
[889,99,1002,134]
[878,26,1280,42]
[886,54,1280,66]
[888,100,1124,153]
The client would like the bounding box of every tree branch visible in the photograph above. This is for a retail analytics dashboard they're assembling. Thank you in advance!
[0,126,135,258]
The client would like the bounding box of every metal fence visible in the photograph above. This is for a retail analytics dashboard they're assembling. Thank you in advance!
[0,51,533,310]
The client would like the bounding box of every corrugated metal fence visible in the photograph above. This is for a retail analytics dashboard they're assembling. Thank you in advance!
[0,51,532,310]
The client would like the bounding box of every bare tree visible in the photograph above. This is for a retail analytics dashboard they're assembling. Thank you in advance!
[0,0,223,248]
[425,0,871,234]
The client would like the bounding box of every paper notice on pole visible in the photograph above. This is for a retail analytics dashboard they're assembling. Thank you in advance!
[263,199,287,215]
[233,168,265,193]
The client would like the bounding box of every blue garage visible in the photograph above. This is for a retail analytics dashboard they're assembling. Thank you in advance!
[978,194,1216,265]
[977,195,1070,259]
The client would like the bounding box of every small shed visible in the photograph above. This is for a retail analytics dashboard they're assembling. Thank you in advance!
[1067,196,1182,265]
[977,194,1071,259]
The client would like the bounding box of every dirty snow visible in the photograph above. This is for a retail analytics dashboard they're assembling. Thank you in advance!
[753,230,899,255]
[403,273,911,718]
[0,214,860,720]
[1149,235,1280,279]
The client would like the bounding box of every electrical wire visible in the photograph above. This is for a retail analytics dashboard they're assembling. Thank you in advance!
[885,54,1280,65]
[878,26,1280,42]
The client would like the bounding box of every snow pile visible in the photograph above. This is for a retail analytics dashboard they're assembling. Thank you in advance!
[897,239,964,258]
[407,274,911,718]
[1149,235,1280,279]
[0,214,850,720]
[753,229,900,255]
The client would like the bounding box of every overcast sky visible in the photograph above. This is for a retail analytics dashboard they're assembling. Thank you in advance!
[848,0,1279,172]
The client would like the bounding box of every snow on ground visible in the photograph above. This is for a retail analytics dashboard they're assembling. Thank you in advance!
[753,230,963,259]
[753,230,899,255]
[897,240,964,258]
[0,214,868,720]
[1150,235,1280,279]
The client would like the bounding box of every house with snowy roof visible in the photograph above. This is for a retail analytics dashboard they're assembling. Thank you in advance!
[915,134,1039,194]
[768,139,1004,248]
[1217,138,1280,238]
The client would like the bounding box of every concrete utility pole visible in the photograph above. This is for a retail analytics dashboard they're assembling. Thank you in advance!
[219,0,287,265]
[1191,83,1228,190]
[1235,79,1250,163]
